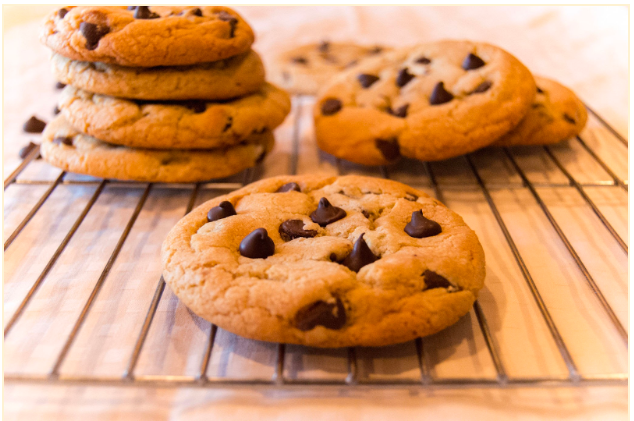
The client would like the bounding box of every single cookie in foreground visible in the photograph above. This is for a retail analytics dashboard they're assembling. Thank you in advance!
[492,76,587,147]
[41,6,254,67]
[41,116,273,183]
[314,40,536,165]
[59,83,291,150]
[270,41,389,95]
[51,50,266,101]
[161,175,486,347]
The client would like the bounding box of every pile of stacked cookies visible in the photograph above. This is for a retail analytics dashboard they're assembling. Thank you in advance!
[39,6,290,183]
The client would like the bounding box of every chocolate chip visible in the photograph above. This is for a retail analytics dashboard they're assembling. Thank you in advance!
[279,220,318,242]
[239,228,275,259]
[276,182,301,193]
[329,253,338,262]
[405,193,418,202]
[134,6,159,19]
[310,198,346,227]
[191,8,203,17]
[57,8,68,19]
[357,74,380,88]
[295,297,346,331]
[342,233,378,272]
[416,56,431,64]
[537,87,544,94]
[19,142,38,159]
[423,270,454,290]
[471,80,492,94]
[405,210,441,238]
[375,138,400,161]
[80,22,110,50]
[563,113,576,124]
[321,98,342,116]
[216,11,237,37]
[55,81,66,89]
[223,116,233,132]
[53,105,60,115]
[361,209,371,219]
[291,56,307,65]
[318,41,330,53]
[462,53,485,70]
[396,68,415,87]
[53,136,73,146]
[23,116,46,133]
[429,82,454,105]
[207,201,236,222]
[387,104,409,118]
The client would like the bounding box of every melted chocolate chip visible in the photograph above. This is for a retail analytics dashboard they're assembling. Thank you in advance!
[295,297,346,331]
[536,87,544,94]
[53,136,73,146]
[291,56,308,65]
[396,68,415,87]
[53,105,60,115]
[342,233,378,272]
[207,201,237,222]
[58,8,68,19]
[416,56,431,64]
[55,81,66,89]
[276,182,301,193]
[405,210,441,238]
[429,82,454,105]
[310,198,346,227]
[423,270,454,290]
[216,11,237,37]
[134,6,159,19]
[23,116,47,133]
[318,41,330,53]
[375,138,400,161]
[563,113,576,124]
[387,104,409,118]
[80,22,110,51]
[357,74,380,88]
[471,80,492,94]
[239,228,275,259]
[462,53,486,70]
[321,98,342,116]
[19,142,38,159]
[191,8,203,17]
[279,220,318,242]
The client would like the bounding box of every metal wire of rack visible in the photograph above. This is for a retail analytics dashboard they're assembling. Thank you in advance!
[3,96,628,391]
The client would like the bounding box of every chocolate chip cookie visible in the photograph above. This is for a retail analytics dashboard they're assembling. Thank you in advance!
[161,175,485,347]
[51,50,266,101]
[59,83,291,150]
[42,6,254,67]
[41,116,273,183]
[270,41,389,95]
[314,40,536,165]
[492,76,587,147]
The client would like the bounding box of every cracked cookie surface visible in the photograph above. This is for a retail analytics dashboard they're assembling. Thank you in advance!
[51,50,266,101]
[41,6,254,67]
[314,40,536,165]
[41,115,273,183]
[492,76,587,147]
[161,175,486,347]
[59,83,291,149]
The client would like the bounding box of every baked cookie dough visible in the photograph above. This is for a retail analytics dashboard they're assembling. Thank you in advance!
[270,41,388,95]
[492,76,587,147]
[161,175,486,347]
[314,40,536,165]
[41,116,274,183]
[59,83,291,150]
[51,50,266,101]
[41,6,254,67]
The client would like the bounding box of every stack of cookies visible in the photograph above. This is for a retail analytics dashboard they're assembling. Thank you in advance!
[39,6,290,183]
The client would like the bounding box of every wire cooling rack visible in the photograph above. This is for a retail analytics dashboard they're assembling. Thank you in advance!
[3,96,628,391]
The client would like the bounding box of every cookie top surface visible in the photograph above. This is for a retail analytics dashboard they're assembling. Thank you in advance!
[41,6,254,67]
[161,175,485,347]
[493,76,588,147]
[41,115,273,183]
[59,83,291,150]
[314,40,536,165]
[270,41,388,95]
[51,50,266,101]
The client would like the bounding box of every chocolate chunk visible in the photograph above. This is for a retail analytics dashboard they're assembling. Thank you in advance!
[387,104,409,118]
[23,116,46,133]
[342,233,378,272]
[405,210,442,238]
[310,198,346,227]
[318,41,330,53]
[207,201,236,222]
[222,116,233,132]
[53,105,60,115]
[276,182,301,193]
[321,98,342,116]
[134,6,159,19]
[471,80,492,94]
[462,53,486,70]
[216,11,237,37]
[357,74,380,88]
[191,8,203,17]
[55,81,66,89]
[58,8,68,19]
[396,68,415,87]
[295,297,346,331]
[80,22,110,50]
[416,56,431,64]
[375,138,400,161]
[53,136,73,146]
[18,142,38,159]
[239,228,275,259]
[563,113,576,124]
[536,87,544,94]
[429,82,454,105]
[423,270,456,290]
[291,56,308,65]
[279,220,318,242]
